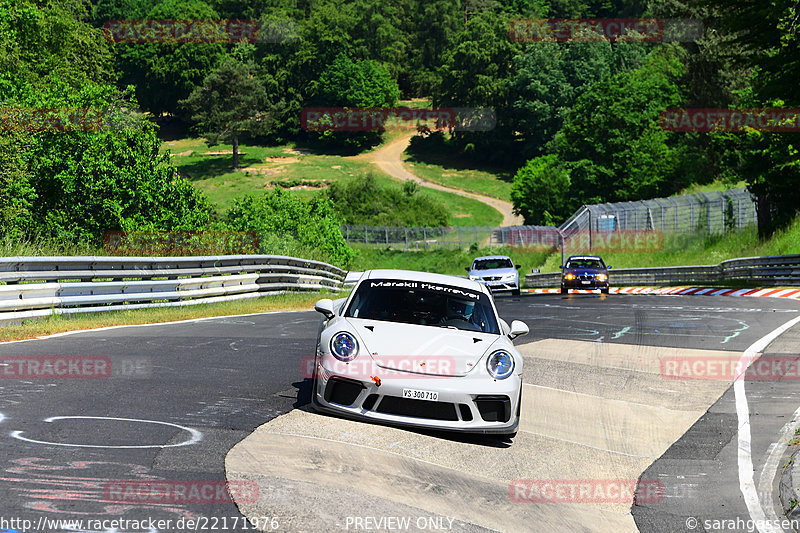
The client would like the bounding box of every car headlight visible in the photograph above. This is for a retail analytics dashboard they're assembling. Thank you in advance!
[596,273,607,281]
[469,275,480,281]
[501,273,516,281]
[486,350,514,379]
[564,273,576,280]
[330,332,358,361]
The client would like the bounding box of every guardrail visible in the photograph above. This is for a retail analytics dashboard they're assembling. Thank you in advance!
[0,255,346,325]
[525,254,800,288]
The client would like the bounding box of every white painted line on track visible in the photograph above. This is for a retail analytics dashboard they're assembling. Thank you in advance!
[757,402,800,530]
[9,416,203,449]
[735,314,800,533]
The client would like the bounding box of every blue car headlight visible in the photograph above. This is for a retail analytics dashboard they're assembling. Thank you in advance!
[330,332,359,361]
[486,350,514,379]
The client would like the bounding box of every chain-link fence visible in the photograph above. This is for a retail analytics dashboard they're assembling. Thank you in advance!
[341,225,560,250]
[560,188,757,237]
[342,188,758,251]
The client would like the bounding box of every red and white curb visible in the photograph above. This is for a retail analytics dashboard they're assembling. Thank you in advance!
[522,287,800,299]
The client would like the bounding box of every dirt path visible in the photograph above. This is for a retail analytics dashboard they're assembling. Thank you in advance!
[360,133,524,227]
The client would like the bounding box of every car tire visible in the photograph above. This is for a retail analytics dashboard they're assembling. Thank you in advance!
[512,288,520,296]
[601,287,609,294]
[560,286,567,295]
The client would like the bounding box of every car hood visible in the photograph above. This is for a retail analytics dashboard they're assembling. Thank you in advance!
[345,318,501,376]
[470,268,516,278]
[564,268,606,275]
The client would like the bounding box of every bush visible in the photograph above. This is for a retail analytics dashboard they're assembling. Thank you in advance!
[224,188,353,266]
[327,174,450,227]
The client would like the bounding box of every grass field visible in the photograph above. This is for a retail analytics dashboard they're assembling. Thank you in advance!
[403,152,514,201]
[163,137,503,226]
[349,246,551,277]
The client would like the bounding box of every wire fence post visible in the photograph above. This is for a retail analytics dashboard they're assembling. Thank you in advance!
[404,228,408,251]
[423,228,427,250]
[385,226,389,246]
[458,226,462,249]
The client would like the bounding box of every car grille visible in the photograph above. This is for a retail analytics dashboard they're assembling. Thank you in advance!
[577,274,595,281]
[370,395,461,421]
[483,276,501,281]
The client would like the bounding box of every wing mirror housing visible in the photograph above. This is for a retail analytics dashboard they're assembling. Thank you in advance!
[508,320,529,340]
[314,298,335,319]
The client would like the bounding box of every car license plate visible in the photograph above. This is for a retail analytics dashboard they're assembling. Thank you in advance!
[581,280,591,284]
[402,388,439,402]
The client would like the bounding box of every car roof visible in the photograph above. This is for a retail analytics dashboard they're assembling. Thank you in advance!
[566,255,603,261]
[472,255,513,262]
[362,269,490,294]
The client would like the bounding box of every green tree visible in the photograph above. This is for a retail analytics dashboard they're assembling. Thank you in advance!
[513,42,615,156]
[0,0,115,96]
[434,11,522,165]
[181,56,272,169]
[113,0,226,117]
[15,84,212,242]
[310,53,399,151]
[554,45,691,205]
[511,155,572,225]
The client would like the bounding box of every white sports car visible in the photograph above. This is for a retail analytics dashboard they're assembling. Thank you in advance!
[311,269,529,436]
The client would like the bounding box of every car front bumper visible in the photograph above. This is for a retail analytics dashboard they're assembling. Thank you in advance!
[312,358,521,434]
[561,279,609,290]
[479,279,519,292]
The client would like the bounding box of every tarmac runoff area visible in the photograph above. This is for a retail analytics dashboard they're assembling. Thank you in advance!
[225,339,745,532]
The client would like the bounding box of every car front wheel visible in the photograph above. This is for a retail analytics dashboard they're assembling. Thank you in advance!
[561,286,568,295]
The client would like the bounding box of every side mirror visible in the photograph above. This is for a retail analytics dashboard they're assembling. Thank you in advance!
[464,267,470,272]
[509,320,529,340]
[607,266,612,269]
[515,265,520,269]
[559,265,564,269]
[498,318,510,336]
[314,298,335,319]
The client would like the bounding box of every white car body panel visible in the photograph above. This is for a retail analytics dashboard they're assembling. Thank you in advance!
[312,269,527,435]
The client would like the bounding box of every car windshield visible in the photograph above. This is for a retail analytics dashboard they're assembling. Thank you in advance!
[473,259,513,270]
[566,259,605,269]
[344,279,500,334]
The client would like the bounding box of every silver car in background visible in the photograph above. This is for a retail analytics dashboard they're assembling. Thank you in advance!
[466,255,521,296]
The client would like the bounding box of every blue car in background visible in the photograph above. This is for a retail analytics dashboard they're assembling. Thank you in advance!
[466,255,521,296]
